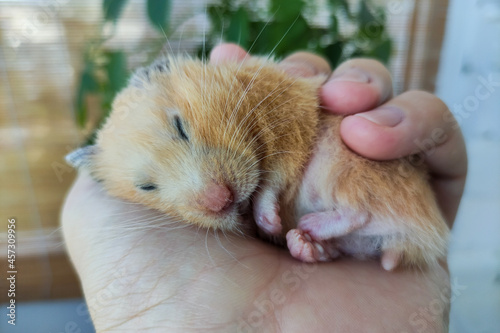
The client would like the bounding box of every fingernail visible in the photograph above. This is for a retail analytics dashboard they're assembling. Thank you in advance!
[330,68,370,83]
[279,60,317,78]
[355,106,404,127]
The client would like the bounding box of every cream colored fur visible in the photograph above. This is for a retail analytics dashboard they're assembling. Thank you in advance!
[74,56,448,269]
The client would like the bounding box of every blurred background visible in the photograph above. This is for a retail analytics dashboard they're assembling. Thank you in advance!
[0,0,498,332]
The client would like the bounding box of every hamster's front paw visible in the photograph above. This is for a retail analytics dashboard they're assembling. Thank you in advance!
[286,229,340,262]
[253,190,282,235]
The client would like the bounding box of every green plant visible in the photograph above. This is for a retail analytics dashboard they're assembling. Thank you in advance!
[75,0,172,144]
[203,0,392,67]
[74,0,392,143]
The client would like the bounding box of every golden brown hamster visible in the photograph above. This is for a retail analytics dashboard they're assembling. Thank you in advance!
[67,55,449,270]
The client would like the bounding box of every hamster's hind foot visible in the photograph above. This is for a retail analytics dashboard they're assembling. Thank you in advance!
[298,209,369,240]
[380,249,402,271]
[286,229,340,262]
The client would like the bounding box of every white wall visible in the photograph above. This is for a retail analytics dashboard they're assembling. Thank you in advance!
[436,0,500,332]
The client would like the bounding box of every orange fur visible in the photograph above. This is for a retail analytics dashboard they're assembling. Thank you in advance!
[70,55,449,269]
[89,56,320,231]
[291,115,449,268]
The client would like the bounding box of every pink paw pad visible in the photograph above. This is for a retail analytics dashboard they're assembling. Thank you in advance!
[286,229,338,262]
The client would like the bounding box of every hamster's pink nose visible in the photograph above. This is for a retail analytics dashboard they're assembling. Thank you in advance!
[198,183,233,212]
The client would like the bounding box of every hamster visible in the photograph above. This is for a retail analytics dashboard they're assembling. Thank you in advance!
[67,54,449,270]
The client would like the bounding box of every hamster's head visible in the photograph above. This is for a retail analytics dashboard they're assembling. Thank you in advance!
[67,57,271,231]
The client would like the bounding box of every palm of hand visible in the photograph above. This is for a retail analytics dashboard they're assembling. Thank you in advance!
[63,173,448,333]
[62,44,465,332]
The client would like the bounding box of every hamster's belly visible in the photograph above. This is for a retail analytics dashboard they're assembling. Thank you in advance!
[334,234,383,259]
[290,113,403,258]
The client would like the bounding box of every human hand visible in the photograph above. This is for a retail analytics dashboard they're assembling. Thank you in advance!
[61,43,462,332]
[318,56,467,227]
[211,44,467,227]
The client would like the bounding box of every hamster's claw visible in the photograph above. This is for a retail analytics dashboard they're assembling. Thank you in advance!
[286,229,339,262]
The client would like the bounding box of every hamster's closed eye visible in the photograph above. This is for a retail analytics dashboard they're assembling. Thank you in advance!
[137,184,158,191]
[174,116,189,141]
[64,55,449,271]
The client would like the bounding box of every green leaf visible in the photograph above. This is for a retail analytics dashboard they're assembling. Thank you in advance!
[358,0,376,28]
[226,7,250,48]
[103,0,128,22]
[198,0,393,73]
[248,21,270,54]
[358,21,384,41]
[147,0,172,33]
[329,0,350,17]
[104,51,128,93]
[369,38,392,64]
[84,130,98,146]
[330,14,339,40]
[324,41,344,67]
[265,15,310,57]
[270,0,305,22]
[208,5,225,36]
[75,67,98,128]
[99,51,128,121]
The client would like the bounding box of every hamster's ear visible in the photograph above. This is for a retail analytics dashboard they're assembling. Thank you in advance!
[129,57,170,88]
[65,145,100,170]
[151,57,170,73]
[129,67,151,88]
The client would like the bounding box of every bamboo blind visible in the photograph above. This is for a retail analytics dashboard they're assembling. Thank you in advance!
[0,0,448,301]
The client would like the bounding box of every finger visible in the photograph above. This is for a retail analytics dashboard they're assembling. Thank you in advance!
[61,172,107,267]
[340,90,467,225]
[278,52,331,78]
[210,44,332,80]
[321,58,393,115]
[209,43,248,64]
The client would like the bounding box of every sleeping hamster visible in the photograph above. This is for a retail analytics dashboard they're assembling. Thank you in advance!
[67,55,449,270]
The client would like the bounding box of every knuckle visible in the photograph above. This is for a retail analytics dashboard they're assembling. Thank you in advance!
[334,59,392,94]
[281,52,332,75]
[337,58,388,74]
[403,90,451,114]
